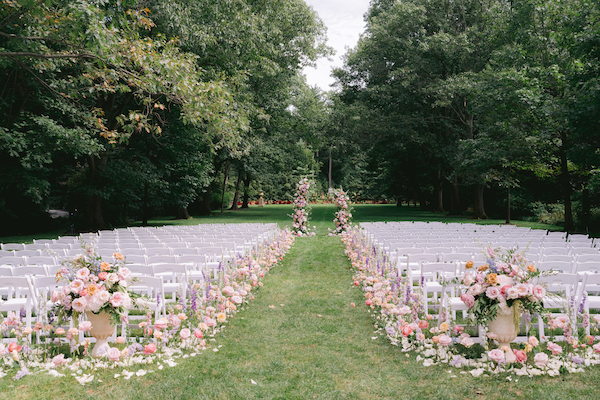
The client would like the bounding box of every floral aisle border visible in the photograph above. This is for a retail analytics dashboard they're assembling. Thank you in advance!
[341,226,600,378]
[328,189,353,236]
[290,178,315,237]
[0,229,295,384]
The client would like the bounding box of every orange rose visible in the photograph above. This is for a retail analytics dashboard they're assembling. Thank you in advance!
[465,260,474,269]
[432,335,440,343]
[100,262,111,271]
[478,264,489,272]
[527,264,536,273]
[86,283,98,296]
[113,253,124,261]
[486,273,498,285]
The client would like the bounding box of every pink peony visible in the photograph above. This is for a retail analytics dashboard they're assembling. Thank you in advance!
[547,341,563,355]
[488,349,505,364]
[514,349,527,363]
[143,343,157,355]
[418,320,428,329]
[194,329,204,339]
[460,293,475,309]
[401,325,413,337]
[365,299,373,306]
[180,328,191,340]
[438,334,452,346]
[106,347,120,362]
[534,352,549,367]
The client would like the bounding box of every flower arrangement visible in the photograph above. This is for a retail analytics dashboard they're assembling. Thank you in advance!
[328,188,353,236]
[290,178,315,236]
[52,249,139,325]
[342,226,600,377]
[459,247,547,326]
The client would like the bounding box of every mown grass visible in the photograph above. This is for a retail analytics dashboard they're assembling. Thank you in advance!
[2,205,595,400]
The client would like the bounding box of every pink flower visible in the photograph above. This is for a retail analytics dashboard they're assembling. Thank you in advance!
[593,343,600,354]
[116,336,125,344]
[534,352,549,367]
[485,286,501,300]
[438,334,452,346]
[547,341,562,355]
[532,285,546,300]
[106,347,120,362]
[205,317,216,327]
[528,336,539,347]
[418,320,428,329]
[401,325,413,337]
[461,337,474,348]
[76,267,90,281]
[117,267,131,280]
[109,292,125,307]
[514,349,527,363]
[52,354,68,366]
[55,328,65,335]
[460,293,475,308]
[231,295,243,304]
[365,299,373,306]
[194,329,204,339]
[488,349,505,364]
[154,318,169,330]
[180,328,191,340]
[222,286,235,296]
[143,343,157,355]
[71,297,87,313]
[416,333,425,341]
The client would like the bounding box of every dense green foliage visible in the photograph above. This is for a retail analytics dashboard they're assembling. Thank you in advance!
[331,0,600,234]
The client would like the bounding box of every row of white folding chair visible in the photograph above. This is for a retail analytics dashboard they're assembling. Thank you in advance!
[0,275,37,329]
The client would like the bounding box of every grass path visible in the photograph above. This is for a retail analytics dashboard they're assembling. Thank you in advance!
[2,206,598,399]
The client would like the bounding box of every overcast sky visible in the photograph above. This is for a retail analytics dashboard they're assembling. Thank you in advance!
[302,0,371,91]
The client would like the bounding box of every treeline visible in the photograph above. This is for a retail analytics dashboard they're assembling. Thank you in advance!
[330,0,600,233]
[0,0,332,235]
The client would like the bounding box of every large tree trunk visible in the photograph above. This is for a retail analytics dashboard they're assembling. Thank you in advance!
[434,170,445,213]
[220,161,231,214]
[229,169,243,211]
[176,207,191,219]
[197,189,212,216]
[559,131,574,231]
[85,152,109,231]
[473,184,488,219]
[582,185,590,234]
[241,174,252,209]
[505,186,511,225]
[449,175,461,215]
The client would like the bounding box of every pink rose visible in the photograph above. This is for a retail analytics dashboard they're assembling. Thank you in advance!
[231,295,243,304]
[79,320,92,332]
[438,334,452,346]
[398,306,411,316]
[109,292,125,307]
[117,267,131,280]
[461,337,474,348]
[222,286,235,296]
[532,285,546,300]
[547,342,562,355]
[534,352,549,367]
[365,299,373,306]
[513,349,527,363]
[52,354,68,366]
[143,343,157,355]
[460,293,475,309]
[194,329,204,339]
[418,320,428,329]
[180,328,191,340]
[488,349,505,364]
[71,297,87,313]
[205,317,216,327]
[485,286,500,300]
[154,318,169,330]
[76,267,90,281]
[528,336,539,347]
[106,347,120,361]
[401,325,413,337]
[593,343,600,354]
[116,336,125,344]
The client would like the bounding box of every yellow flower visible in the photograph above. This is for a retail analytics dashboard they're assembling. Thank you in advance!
[465,260,474,269]
[440,322,449,332]
[524,343,533,353]
[486,273,498,285]
[527,264,536,273]
[478,264,489,272]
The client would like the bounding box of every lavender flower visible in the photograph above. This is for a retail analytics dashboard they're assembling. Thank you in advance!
[14,369,30,380]
[385,326,396,336]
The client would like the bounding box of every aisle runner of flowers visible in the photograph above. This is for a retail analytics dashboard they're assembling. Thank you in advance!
[0,229,295,384]
[341,226,600,377]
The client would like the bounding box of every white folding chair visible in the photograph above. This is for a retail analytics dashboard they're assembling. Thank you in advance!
[0,276,37,328]
[152,264,189,305]
[536,273,581,340]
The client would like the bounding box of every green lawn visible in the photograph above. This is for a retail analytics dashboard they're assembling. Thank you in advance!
[2,205,594,400]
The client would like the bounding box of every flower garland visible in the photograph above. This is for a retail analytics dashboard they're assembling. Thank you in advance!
[328,189,353,236]
[0,228,295,384]
[290,178,315,237]
[342,226,600,377]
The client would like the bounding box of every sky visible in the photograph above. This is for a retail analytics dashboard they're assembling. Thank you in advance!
[302,0,371,91]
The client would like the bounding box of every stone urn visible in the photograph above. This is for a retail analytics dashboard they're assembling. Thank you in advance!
[86,311,115,357]
[488,306,520,363]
